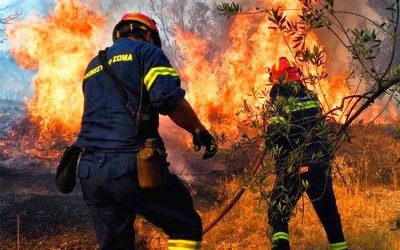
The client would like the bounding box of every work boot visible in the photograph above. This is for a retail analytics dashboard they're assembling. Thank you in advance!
[271,239,290,250]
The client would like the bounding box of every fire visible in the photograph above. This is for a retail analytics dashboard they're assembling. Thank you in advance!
[5,0,398,152]
[359,103,399,124]
[7,0,105,146]
[175,0,398,137]
[175,1,344,137]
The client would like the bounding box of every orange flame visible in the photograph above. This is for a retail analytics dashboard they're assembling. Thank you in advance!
[175,1,332,136]
[359,103,399,124]
[5,0,398,150]
[7,0,105,144]
[175,1,397,137]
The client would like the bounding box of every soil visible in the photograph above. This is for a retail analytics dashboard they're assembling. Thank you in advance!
[0,161,99,249]
[0,150,228,250]
[0,115,242,249]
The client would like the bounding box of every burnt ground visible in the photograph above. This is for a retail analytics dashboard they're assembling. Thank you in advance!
[0,151,232,250]
[0,159,182,249]
[0,115,247,249]
[0,162,99,249]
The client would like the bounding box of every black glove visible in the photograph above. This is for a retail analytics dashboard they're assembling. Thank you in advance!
[192,129,218,159]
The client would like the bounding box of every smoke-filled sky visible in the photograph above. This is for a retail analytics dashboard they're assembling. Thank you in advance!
[0,0,54,51]
[0,0,386,51]
[0,0,149,51]
[0,0,149,100]
[0,0,396,102]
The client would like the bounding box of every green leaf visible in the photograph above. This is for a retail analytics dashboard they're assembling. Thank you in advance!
[217,2,243,17]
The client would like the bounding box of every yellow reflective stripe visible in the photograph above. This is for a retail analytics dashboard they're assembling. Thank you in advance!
[144,67,179,90]
[297,100,320,109]
[330,241,347,250]
[169,247,201,250]
[168,239,201,250]
[283,100,320,112]
[272,232,289,242]
[168,239,201,246]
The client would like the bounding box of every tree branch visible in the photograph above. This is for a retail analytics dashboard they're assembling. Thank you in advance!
[337,74,400,135]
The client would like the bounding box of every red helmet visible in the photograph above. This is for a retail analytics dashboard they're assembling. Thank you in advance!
[112,13,162,48]
[270,57,301,84]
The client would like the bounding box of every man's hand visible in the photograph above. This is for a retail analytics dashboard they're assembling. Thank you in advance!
[192,129,217,159]
[168,98,217,159]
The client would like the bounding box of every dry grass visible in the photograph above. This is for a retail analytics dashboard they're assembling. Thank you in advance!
[2,127,398,249]
[6,176,398,250]
[140,126,400,249]
[140,174,400,250]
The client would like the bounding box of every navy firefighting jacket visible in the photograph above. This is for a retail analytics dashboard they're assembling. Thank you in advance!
[267,82,332,165]
[75,38,185,151]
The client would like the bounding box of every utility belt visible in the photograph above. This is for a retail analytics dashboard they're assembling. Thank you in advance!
[80,139,170,189]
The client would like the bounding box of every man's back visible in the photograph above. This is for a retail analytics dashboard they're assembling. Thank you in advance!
[268,82,329,164]
[76,38,183,152]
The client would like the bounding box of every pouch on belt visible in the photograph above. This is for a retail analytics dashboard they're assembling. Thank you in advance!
[137,138,169,188]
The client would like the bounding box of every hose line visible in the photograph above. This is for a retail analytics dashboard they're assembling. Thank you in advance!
[202,151,267,235]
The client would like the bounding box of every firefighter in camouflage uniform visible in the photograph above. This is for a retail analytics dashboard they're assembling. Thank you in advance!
[266,57,347,250]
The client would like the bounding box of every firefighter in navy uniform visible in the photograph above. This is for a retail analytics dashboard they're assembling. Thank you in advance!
[266,57,347,250]
[75,13,217,249]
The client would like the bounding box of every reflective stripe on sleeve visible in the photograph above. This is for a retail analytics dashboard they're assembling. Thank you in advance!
[168,239,201,250]
[330,241,347,250]
[144,66,179,90]
[283,100,320,113]
[271,232,289,242]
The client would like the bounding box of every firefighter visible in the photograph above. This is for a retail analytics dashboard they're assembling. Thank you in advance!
[266,57,347,250]
[74,13,217,249]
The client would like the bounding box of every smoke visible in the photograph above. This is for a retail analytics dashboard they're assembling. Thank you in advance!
[0,0,53,101]
[96,0,151,44]
[0,51,33,101]
[318,0,399,115]
[316,0,382,76]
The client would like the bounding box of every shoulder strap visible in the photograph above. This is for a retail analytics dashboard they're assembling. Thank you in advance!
[98,50,131,105]
[98,49,150,106]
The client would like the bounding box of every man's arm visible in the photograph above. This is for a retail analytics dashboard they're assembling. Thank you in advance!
[138,43,216,158]
[168,98,217,159]
[168,98,205,135]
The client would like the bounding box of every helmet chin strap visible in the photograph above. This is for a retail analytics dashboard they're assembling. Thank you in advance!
[144,31,154,44]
